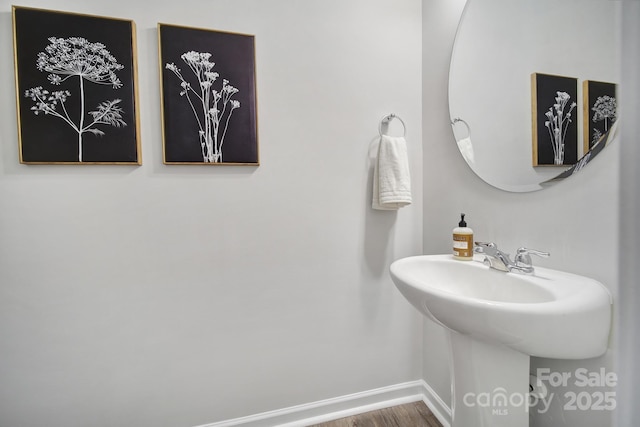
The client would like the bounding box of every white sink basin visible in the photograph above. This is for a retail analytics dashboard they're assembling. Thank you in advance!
[390,254,611,359]
[390,254,612,427]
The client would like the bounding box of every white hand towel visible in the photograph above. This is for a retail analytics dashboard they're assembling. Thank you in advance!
[456,136,475,164]
[372,135,412,210]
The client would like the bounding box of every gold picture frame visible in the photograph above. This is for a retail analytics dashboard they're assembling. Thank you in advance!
[13,6,141,164]
[158,23,259,165]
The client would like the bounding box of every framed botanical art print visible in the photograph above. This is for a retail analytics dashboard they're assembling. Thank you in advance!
[158,23,259,165]
[531,72,578,167]
[12,6,141,164]
[583,80,617,153]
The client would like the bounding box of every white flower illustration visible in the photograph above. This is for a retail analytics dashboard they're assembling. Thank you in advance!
[166,51,241,163]
[591,95,617,146]
[544,91,576,165]
[25,36,127,162]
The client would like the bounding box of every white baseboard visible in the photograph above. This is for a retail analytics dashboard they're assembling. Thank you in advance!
[196,380,451,427]
[420,379,451,427]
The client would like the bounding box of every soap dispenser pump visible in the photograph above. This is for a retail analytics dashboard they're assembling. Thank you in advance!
[453,213,474,261]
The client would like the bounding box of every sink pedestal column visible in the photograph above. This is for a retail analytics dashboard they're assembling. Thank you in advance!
[449,332,530,427]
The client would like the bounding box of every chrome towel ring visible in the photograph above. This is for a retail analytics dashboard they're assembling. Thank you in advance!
[451,117,471,139]
[379,113,407,137]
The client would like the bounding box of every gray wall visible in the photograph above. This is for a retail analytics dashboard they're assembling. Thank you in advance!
[0,1,424,426]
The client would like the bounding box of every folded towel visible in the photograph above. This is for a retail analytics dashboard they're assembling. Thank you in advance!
[372,135,412,210]
[456,136,475,164]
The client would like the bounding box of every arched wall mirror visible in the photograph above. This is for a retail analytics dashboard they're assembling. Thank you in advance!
[449,0,620,192]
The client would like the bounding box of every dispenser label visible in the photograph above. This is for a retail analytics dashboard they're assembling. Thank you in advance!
[453,235,473,257]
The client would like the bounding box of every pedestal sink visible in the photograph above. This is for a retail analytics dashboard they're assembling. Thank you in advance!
[389,254,612,427]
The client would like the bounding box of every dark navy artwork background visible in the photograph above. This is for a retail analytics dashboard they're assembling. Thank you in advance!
[14,7,139,163]
[159,24,258,164]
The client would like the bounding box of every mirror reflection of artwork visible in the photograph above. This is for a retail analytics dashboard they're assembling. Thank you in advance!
[583,80,617,153]
[531,73,579,167]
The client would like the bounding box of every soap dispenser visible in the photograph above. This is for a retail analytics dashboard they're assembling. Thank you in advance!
[453,213,473,261]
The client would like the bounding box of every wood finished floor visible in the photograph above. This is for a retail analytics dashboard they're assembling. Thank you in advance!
[306,401,443,427]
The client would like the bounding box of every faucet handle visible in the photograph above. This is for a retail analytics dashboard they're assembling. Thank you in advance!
[514,247,550,267]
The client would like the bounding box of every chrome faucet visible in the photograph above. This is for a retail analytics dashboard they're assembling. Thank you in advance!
[474,242,550,274]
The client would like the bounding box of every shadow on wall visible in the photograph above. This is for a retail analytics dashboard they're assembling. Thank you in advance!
[363,136,399,278]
